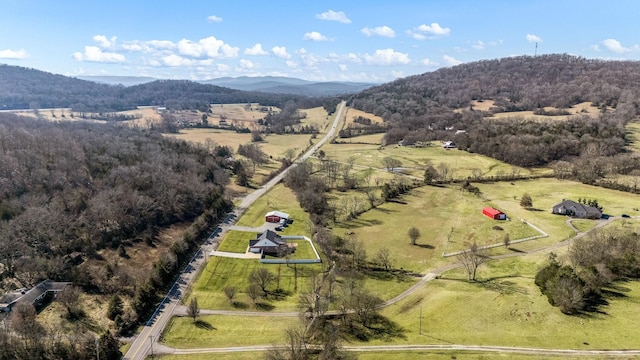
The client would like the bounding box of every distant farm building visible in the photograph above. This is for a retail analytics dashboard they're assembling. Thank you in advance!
[483,207,506,220]
[442,141,456,149]
[552,200,602,219]
[265,210,290,223]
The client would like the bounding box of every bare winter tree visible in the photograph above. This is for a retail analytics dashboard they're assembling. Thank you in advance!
[457,241,489,281]
[249,268,275,295]
[224,286,237,305]
[408,227,421,245]
[186,297,200,322]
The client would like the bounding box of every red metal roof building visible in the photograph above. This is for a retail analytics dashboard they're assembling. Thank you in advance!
[483,207,506,220]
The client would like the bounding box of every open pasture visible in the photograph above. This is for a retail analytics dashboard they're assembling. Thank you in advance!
[320,140,549,180]
[333,177,640,274]
[344,107,384,126]
[373,252,640,350]
[488,101,602,121]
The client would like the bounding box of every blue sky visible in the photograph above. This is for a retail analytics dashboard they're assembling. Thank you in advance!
[1,0,639,82]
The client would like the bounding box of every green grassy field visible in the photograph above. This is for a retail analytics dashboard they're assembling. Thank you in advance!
[235,184,311,235]
[188,255,322,310]
[155,354,261,360]
[320,141,550,180]
[216,230,257,253]
[372,253,640,350]
[263,239,317,260]
[161,314,299,348]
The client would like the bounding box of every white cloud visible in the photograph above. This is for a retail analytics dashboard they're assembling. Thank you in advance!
[601,38,634,53]
[347,53,362,64]
[285,60,298,68]
[122,40,176,53]
[244,43,268,55]
[207,15,223,22]
[361,26,396,38]
[526,34,542,43]
[93,35,117,49]
[162,54,194,67]
[364,48,411,65]
[272,46,291,59]
[239,59,254,69]
[472,40,485,50]
[421,58,438,67]
[443,54,462,66]
[0,48,27,59]
[177,36,238,58]
[73,46,125,63]
[315,10,351,24]
[591,44,601,52]
[409,23,450,40]
[304,31,330,41]
[339,64,348,71]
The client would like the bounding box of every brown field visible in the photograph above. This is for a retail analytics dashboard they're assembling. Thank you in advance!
[208,103,269,127]
[344,107,384,126]
[490,102,602,121]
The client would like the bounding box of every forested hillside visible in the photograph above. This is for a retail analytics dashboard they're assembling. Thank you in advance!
[0,64,304,111]
[349,54,640,180]
[0,113,232,307]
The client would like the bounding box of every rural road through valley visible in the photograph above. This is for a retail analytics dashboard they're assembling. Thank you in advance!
[123,101,345,360]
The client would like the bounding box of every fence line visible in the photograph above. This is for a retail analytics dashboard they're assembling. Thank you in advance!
[442,219,548,258]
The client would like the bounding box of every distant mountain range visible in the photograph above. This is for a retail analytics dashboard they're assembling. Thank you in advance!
[79,75,376,96]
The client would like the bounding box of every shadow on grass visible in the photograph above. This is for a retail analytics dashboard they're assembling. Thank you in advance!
[526,207,545,212]
[255,302,275,311]
[371,207,397,214]
[232,301,248,309]
[346,314,406,342]
[507,247,526,253]
[195,319,216,330]
[413,243,434,249]
[268,288,292,301]
[364,268,415,282]
[341,218,383,229]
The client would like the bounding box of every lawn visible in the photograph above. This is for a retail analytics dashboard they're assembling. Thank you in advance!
[188,255,322,311]
[161,314,299,348]
[370,253,640,350]
[216,230,257,253]
[262,239,317,260]
[235,184,311,236]
[156,354,261,360]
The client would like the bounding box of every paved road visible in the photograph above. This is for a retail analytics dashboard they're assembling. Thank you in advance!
[123,102,345,360]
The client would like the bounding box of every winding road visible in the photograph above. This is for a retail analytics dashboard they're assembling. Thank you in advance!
[123,102,345,360]
[125,102,632,358]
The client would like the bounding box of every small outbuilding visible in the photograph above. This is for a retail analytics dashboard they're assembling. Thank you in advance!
[265,210,290,223]
[483,207,506,220]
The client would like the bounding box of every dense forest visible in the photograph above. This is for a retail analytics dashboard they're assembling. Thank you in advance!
[0,113,234,334]
[0,64,306,112]
[350,54,640,179]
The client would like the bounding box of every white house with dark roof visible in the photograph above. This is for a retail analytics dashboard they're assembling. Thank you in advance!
[552,199,602,219]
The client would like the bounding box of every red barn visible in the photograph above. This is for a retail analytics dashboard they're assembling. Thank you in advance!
[265,210,290,223]
[483,207,506,220]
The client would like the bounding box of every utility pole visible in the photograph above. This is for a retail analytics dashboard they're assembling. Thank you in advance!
[95,337,100,360]
[419,304,423,335]
[535,42,538,57]
[149,335,154,358]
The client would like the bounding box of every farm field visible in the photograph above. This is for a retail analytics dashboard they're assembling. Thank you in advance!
[320,140,550,180]
[472,100,604,121]
[332,177,640,275]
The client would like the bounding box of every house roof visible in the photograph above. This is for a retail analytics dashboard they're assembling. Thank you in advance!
[553,200,601,217]
[251,230,285,249]
[0,280,70,308]
[265,210,289,219]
